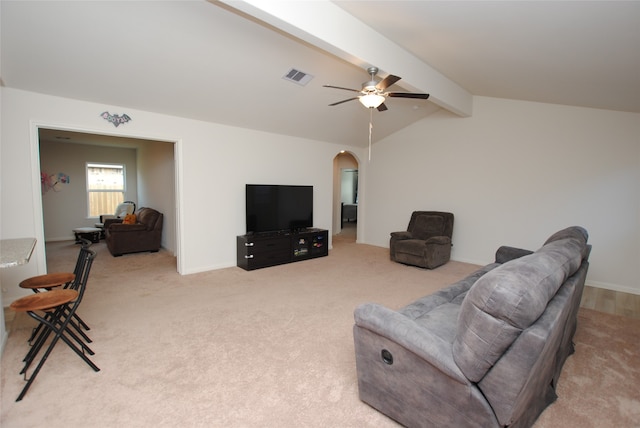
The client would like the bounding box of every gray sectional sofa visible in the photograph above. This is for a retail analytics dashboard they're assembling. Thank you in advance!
[353,226,590,428]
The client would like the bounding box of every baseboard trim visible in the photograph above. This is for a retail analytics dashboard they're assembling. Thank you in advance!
[46,236,76,242]
[452,258,640,296]
[585,280,640,296]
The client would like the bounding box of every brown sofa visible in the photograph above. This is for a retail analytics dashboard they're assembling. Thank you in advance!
[105,207,163,256]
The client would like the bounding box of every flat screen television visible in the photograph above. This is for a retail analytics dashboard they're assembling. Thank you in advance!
[246,184,313,234]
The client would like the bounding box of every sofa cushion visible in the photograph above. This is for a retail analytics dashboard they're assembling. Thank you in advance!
[137,208,160,230]
[543,225,588,246]
[452,232,587,382]
[394,239,426,255]
[412,214,444,240]
[544,226,589,259]
[401,263,499,319]
[396,264,499,344]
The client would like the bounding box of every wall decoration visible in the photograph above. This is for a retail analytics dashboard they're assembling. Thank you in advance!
[41,172,70,193]
[101,111,132,127]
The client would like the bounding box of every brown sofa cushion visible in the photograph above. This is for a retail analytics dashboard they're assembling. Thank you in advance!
[136,208,160,230]
[411,214,445,240]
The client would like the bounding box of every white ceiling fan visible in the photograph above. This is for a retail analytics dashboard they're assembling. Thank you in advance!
[324,67,430,160]
[323,66,429,111]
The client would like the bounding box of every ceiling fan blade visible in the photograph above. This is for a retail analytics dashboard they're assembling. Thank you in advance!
[377,103,388,112]
[376,74,401,91]
[323,85,361,93]
[328,97,358,106]
[387,92,430,100]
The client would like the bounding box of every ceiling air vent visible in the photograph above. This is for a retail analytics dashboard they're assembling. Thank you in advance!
[283,68,313,86]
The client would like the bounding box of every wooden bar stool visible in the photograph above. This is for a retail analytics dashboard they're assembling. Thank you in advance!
[9,248,99,401]
[19,272,75,292]
[19,238,91,293]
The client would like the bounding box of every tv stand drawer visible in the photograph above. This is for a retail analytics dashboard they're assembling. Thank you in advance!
[242,249,291,270]
[242,236,290,254]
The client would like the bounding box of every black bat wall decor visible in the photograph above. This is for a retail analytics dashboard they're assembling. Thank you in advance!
[101,111,132,127]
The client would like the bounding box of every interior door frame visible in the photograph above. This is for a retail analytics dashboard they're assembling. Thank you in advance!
[29,120,184,274]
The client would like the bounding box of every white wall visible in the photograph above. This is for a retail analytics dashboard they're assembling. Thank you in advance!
[363,96,640,294]
[0,12,5,352]
[136,139,176,253]
[341,170,358,204]
[0,88,355,308]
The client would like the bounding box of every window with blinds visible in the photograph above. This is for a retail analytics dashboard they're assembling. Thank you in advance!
[86,163,125,217]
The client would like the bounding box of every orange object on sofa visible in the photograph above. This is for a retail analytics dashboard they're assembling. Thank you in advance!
[122,213,136,224]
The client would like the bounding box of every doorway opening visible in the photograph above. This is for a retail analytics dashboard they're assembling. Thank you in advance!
[333,151,359,242]
[35,126,180,272]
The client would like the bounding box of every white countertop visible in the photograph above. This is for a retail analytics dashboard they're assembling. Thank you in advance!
[0,238,37,268]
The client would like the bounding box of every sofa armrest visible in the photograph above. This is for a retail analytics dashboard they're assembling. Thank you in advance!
[103,218,124,229]
[390,231,412,240]
[495,246,533,264]
[108,223,147,233]
[354,303,468,384]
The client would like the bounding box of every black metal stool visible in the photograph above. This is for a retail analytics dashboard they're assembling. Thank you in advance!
[19,239,92,344]
[10,249,99,401]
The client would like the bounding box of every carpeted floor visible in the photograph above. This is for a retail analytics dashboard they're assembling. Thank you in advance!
[1,236,639,427]
[535,307,640,427]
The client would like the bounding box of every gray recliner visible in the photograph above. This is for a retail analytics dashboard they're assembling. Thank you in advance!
[390,211,454,269]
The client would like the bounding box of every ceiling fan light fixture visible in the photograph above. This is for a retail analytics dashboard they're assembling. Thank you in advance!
[359,93,385,108]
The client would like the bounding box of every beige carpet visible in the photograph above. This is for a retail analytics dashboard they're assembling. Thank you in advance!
[1,235,639,427]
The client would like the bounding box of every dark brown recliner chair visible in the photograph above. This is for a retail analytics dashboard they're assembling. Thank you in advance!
[390,211,454,269]
[106,207,163,257]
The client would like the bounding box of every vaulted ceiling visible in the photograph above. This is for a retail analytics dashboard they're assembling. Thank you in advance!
[2,1,639,148]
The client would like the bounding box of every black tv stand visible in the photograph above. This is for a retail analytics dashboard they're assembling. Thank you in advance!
[237,228,328,271]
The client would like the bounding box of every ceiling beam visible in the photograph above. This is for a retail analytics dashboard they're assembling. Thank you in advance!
[216,0,472,117]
